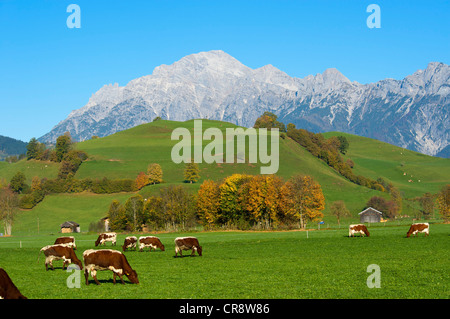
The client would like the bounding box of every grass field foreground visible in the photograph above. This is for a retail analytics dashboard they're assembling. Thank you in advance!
[0,224,448,299]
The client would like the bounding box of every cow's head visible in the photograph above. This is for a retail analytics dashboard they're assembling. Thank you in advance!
[74,259,83,270]
[94,237,101,247]
[125,269,139,284]
[197,245,203,256]
[160,244,165,251]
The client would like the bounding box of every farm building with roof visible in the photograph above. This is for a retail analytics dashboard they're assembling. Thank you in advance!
[359,207,383,223]
[60,221,80,233]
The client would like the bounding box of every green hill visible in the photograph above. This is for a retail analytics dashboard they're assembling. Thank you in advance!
[323,132,450,198]
[1,119,448,235]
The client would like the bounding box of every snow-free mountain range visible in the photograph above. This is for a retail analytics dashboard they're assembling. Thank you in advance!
[39,50,450,158]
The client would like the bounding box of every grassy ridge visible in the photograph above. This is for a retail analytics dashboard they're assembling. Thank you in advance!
[324,132,450,198]
[0,160,59,184]
[0,225,448,299]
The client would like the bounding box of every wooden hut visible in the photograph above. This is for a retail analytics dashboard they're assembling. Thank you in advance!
[358,207,383,223]
[60,221,80,233]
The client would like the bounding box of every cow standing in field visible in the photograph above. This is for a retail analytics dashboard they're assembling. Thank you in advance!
[174,237,202,257]
[54,236,77,250]
[0,268,27,299]
[407,223,429,238]
[122,236,137,252]
[39,244,83,271]
[139,236,165,252]
[95,232,117,247]
[83,249,139,285]
[348,224,370,237]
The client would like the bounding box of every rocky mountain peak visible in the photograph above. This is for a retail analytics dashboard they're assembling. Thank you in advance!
[39,51,449,158]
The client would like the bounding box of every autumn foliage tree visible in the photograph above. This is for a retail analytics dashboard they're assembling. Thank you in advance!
[194,173,325,230]
[437,184,450,222]
[197,180,220,228]
[253,112,286,132]
[281,175,325,229]
[135,172,149,190]
[147,163,163,185]
[244,175,284,229]
[184,162,200,183]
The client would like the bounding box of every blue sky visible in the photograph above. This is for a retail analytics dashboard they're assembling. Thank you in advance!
[0,0,449,142]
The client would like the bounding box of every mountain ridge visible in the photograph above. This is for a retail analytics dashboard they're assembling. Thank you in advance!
[39,50,449,157]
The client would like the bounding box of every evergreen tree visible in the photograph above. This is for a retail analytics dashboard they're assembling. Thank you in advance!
[26,138,39,160]
[55,133,72,162]
[337,136,349,154]
[9,171,27,194]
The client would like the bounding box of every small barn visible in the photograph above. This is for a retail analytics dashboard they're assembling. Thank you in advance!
[358,207,383,223]
[60,221,80,233]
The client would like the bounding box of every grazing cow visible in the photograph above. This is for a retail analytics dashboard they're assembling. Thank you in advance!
[122,236,137,252]
[348,224,370,237]
[39,244,83,271]
[95,232,117,247]
[54,236,77,250]
[83,249,139,285]
[407,223,429,238]
[139,236,165,252]
[0,268,27,299]
[174,237,202,257]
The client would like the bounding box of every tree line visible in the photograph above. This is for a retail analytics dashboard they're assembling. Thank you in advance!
[108,173,326,232]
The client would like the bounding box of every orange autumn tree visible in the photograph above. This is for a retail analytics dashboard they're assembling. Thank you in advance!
[244,175,284,229]
[135,172,149,190]
[197,179,221,228]
[281,175,325,229]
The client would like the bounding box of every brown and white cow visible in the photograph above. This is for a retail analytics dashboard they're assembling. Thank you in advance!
[122,236,137,252]
[407,223,429,238]
[174,237,202,257]
[139,236,165,252]
[0,268,27,299]
[39,244,83,271]
[54,236,76,250]
[95,232,117,247]
[83,249,139,285]
[348,224,370,237]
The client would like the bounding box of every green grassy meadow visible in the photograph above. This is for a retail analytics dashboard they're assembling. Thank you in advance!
[0,224,448,299]
[323,132,450,198]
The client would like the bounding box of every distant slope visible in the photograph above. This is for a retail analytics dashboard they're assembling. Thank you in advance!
[0,160,59,184]
[0,135,27,160]
[323,132,450,198]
